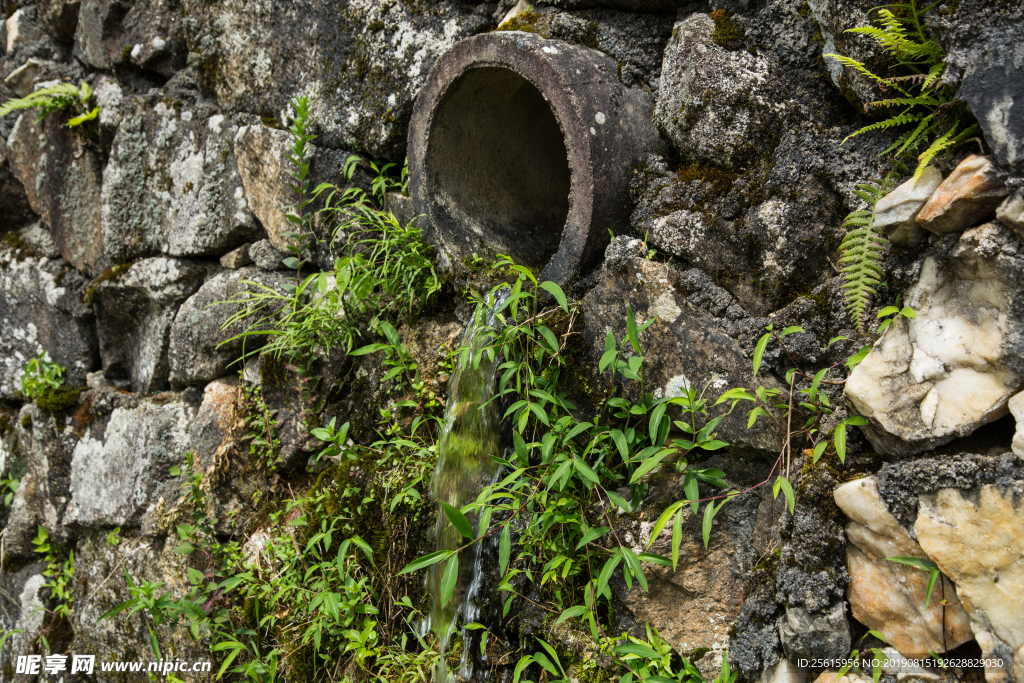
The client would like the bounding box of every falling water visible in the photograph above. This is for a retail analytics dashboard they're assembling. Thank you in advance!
[427,291,508,683]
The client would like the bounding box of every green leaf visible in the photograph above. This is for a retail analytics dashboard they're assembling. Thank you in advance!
[349,343,390,356]
[169,465,181,476]
[779,326,805,337]
[774,476,795,513]
[575,526,610,550]
[606,490,631,513]
[499,527,511,574]
[648,501,684,549]
[539,281,568,313]
[900,306,917,319]
[629,448,676,483]
[398,549,454,575]
[442,501,474,539]
[808,367,828,403]
[611,429,628,460]
[638,552,673,567]
[513,656,535,683]
[684,473,700,513]
[649,402,667,446]
[753,333,771,376]
[627,306,641,354]
[835,423,849,463]
[539,326,560,354]
[597,551,622,597]
[812,441,828,463]
[615,643,661,659]
[441,554,459,606]
[573,458,601,484]
[554,605,591,626]
[174,542,194,555]
[846,344,872,371]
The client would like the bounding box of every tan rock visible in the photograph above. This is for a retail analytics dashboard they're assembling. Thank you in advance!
[834,477,973,655]
[917,155,1009,234]
[915,485,1024,683]
[1009,392,1024,459]
[234,123,300,253]
[812,671,872,683]
[998,189,1024,242]
[220,243,252,269]
[845,223,1024,455]
[874,166,943,245]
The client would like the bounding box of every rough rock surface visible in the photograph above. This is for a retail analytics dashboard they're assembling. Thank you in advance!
[874,167,943,246]
[916,484,1024,683]
[777,603,850,662]
[917,156,1009,235]
[846,224,1024,455]
[807,0,888,109]
[64,393,197,529]
[7,403,80,553]
[0,245,97,399]
[833,476,973,655]
[655,13,783,170]
[997,189,1024,237]
[167,268,289,387]
[93,257,207,393]
[0,562,48,675]
[1010,392,1024,459]
[930,1,1024,175]
[0,141,36,231]
[730,462,850,679]
[182,0,490,157]
[102,78,262,263]
[6,113,106,275]
[234,123,297,252]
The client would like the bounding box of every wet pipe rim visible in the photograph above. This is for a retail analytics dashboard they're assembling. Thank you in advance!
[408,30,663,287]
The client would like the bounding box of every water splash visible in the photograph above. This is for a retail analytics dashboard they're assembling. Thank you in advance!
[428,291,508,683]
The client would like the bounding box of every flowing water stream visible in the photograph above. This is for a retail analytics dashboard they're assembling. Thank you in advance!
[426,291,508,682]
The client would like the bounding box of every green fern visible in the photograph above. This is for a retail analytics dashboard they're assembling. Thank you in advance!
[828,3,978,179]
[839,176,898,331]
[0,80,98,128]
[826,0,980,331]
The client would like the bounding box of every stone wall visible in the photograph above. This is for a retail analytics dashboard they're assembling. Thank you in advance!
[1,0,1022,681]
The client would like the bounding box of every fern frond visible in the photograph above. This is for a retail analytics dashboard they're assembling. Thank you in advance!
[842,111,922,145]
[914,122,959,177]
[866,96,942,109]
[920,62,945,90]
[0,81,92,121]
[823,54,901,89]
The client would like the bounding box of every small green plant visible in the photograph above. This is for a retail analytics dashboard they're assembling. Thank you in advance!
[106,527,122,547]
[875,300,916,333]
[241,383,282,472]
[0,80,99,127]
[19,352,65,399]
[827,0,981,332]
[32,526,74,619]
[283,96,316,283]
[0,476,19,506]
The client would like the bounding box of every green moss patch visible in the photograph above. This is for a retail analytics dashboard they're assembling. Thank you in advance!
[709,10,746,51]
[36,386,86,415]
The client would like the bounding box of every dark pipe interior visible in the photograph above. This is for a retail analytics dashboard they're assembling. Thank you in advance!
[427,67,572,270]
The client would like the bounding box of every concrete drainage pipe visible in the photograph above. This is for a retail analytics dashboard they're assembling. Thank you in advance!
[408,31,664,286]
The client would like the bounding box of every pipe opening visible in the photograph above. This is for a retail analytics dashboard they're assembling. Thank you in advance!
[426,67,572,271]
